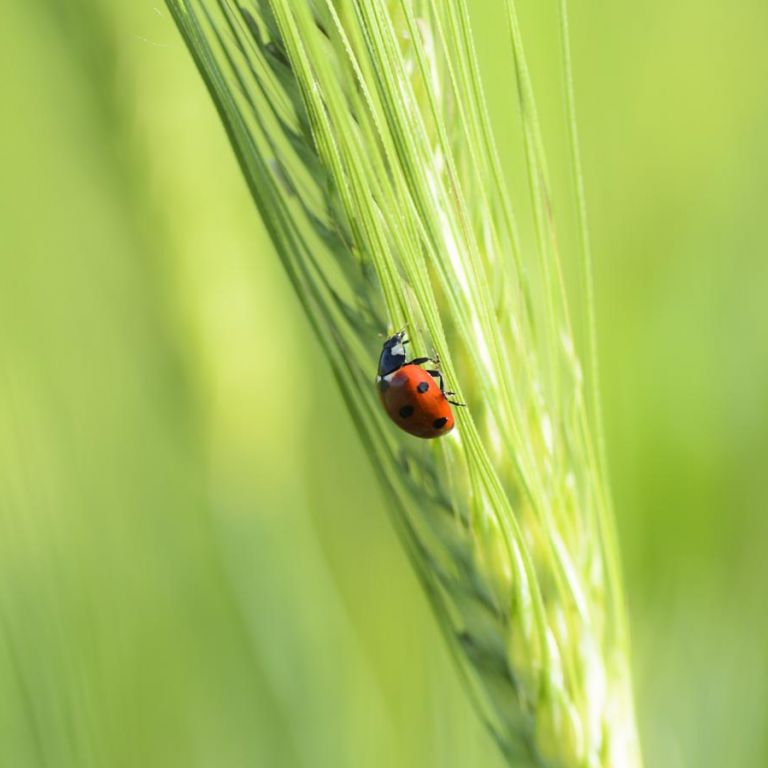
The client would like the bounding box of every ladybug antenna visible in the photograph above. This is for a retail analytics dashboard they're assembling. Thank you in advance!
[380,322,410,340]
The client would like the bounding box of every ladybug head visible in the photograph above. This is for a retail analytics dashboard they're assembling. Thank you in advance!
[378,330,408,377]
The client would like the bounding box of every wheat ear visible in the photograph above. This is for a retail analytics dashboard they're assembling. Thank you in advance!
[165,1,643,765]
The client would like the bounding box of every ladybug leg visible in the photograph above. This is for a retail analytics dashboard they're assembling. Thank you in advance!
[427,369,466,407]
[426,368,446,392]
[407,356,439,367]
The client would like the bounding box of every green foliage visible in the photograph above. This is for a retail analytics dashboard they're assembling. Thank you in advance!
[4,0,767,766]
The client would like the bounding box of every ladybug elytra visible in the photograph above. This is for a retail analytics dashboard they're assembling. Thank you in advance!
[376,331,462,439]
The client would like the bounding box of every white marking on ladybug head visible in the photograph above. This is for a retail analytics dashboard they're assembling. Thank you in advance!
[389,339,406,359]
[378,331,409,376]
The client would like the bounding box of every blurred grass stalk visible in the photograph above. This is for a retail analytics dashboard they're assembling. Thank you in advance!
[165,0,642,765]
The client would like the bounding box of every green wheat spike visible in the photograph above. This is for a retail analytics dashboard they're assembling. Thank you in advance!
[165,1,642,765]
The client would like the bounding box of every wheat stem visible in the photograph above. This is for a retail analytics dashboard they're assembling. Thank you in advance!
[165,2,643,765]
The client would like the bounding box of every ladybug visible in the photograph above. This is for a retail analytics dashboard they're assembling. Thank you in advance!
[376,331,462,439]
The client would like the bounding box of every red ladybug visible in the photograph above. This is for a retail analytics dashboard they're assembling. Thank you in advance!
[376,331,462,439]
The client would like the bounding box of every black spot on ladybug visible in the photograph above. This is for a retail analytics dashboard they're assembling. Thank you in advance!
[399,405,415,418]
[378,378,390,392]
[417,381,429,393]
[433,417,448,430]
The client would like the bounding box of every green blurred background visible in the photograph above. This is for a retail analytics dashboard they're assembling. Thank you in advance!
[1,1,766,766]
